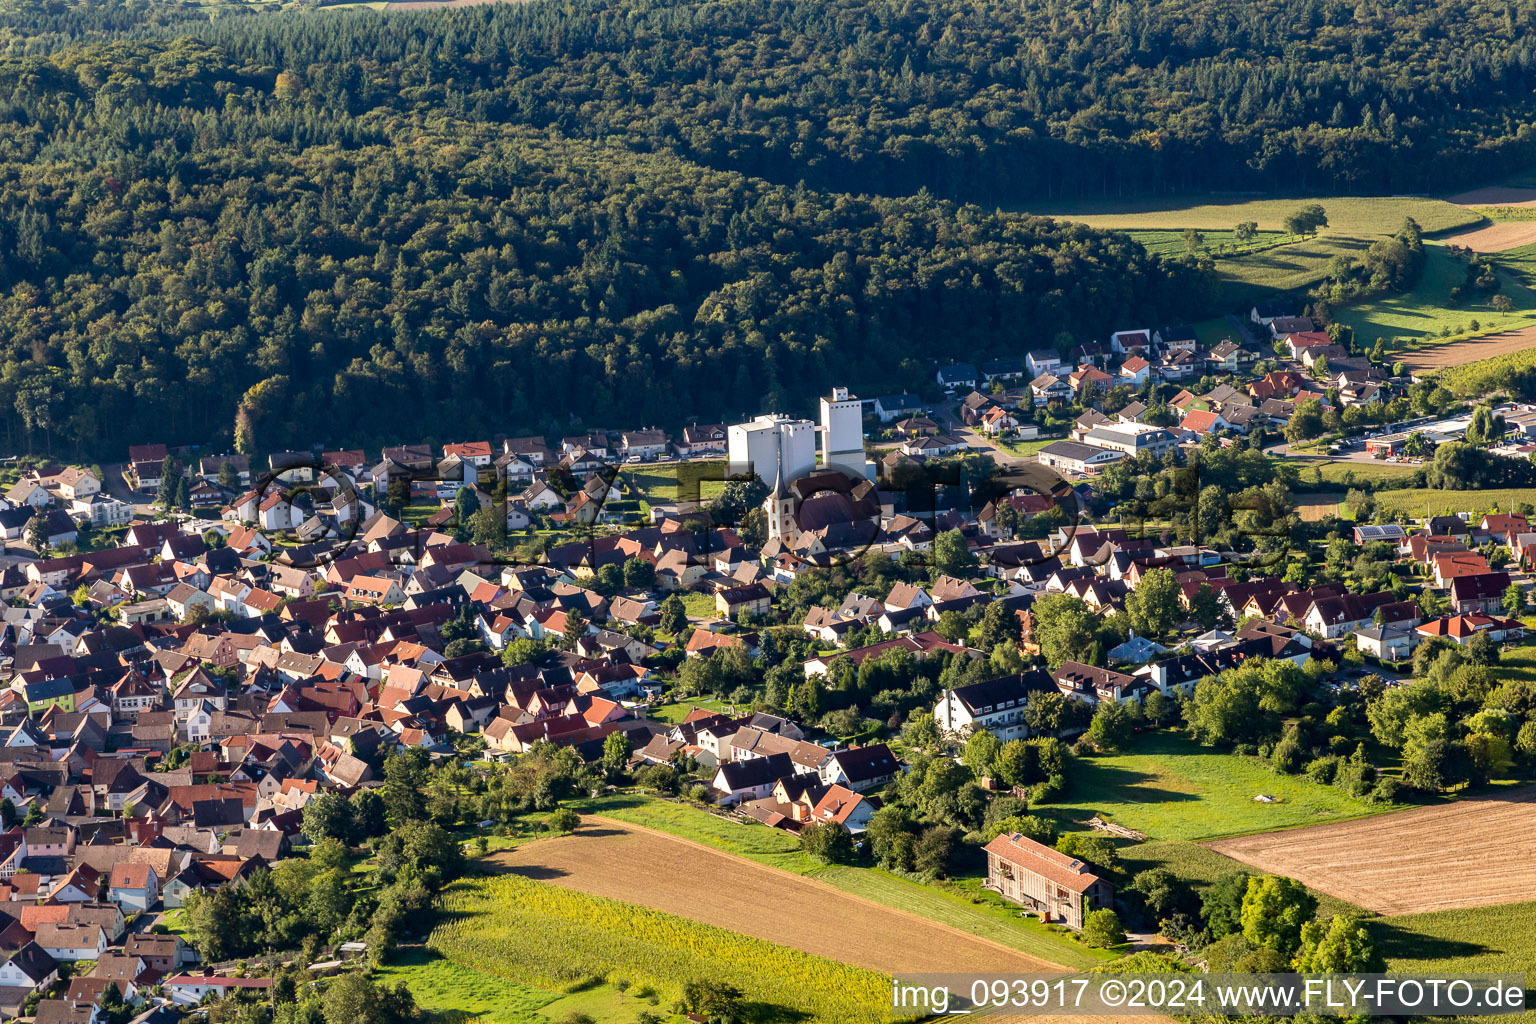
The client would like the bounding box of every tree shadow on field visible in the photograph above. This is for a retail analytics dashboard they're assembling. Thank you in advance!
[742,1001,811,1024]
[1368,919,1492,963]
[490,863,571,881]
[570,826,625,838]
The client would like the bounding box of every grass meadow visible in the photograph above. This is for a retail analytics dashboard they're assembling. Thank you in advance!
[1335,243,1536,346]
[1041,733,1395,842]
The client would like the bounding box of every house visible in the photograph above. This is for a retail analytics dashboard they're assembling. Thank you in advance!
[1118,355,1151,386]
[1029,374,1072,407]
[1449,571,1511,615]
[621,430,669,459]
[1355,625,1417,662]
[33,924,107,962]
[712,752,794,806]
[1179,409,1229,436]
[933,671,1056,742]
[983,831,1114,930]
[716,583,772,619]
[1036,441,1124,476]
[1025,350,1063,378]
[0,942,58,1004]
[818,744,899,792]
[873,394,924,423]
[936,363,979,390]
[166,977,272,1006]
[808,785,875,833]
[107,863,159,912]
[1416,613,1523,645]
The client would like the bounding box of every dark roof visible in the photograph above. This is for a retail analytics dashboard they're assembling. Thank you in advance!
[949,670,1056,714]
[830,743,899,783]
[716,752,794,791]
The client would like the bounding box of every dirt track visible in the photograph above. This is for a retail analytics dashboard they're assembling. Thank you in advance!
[1206,787,1536,915]
[1440,220,1536,252]
[1397,326,1536,371]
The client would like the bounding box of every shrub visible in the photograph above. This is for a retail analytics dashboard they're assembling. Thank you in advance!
[1368,777,1404,804]
[1082,908,1125,948]
[548,808,580,833]
[1304,755,1341,785]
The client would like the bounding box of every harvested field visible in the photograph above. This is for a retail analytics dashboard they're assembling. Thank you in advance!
[1206,786,1536,915]
[1398,325,1536,371]
[1441,220,1536,252]
[1448,186,1536,208]
[1293,493,1342,521]
[490,817,1065,974]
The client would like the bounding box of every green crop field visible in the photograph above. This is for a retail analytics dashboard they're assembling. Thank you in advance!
[583,794,1106,967]
[1335,243,1536,346]
[1494,241,1536,285]
[1025,195,1480,236]
[1374,901,1536,992]
[375,948,558,1024]
[1438,344,1536,396]
[1370,487,1536,519]
[1041,734,1395,842]
[431,872,895,1024]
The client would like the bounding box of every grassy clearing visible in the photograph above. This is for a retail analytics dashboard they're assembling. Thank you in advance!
[1370,487,1536,518]
[1283,459,1421,485]
[583,794,1105,968]
[624,462,728,504]
[375,947,556,1024]
[1493,642,1536,684]
[1042,733,1394,842]
[1335,243,1536,346]
[1193,317,1241,348]
[1026,196,1480,236]
[680,591,717,618]
[1213,235,1376,304]
[431,871,894,1024]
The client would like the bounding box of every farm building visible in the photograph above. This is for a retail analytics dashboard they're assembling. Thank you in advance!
[982,832,1113,930]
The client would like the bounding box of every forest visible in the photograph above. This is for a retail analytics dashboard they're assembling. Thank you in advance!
[0,0,1533,454]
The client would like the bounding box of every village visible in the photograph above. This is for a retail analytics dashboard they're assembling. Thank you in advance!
[0,302,1529,1023]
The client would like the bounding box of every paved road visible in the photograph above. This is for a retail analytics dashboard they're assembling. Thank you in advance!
[934,398,1038,468]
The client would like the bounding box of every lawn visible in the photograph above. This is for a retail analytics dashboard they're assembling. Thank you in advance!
[1335,242,1536,347]
[1042,733,1393,842]
[998,437,1055,457]
[582,793,1107,968]
[624,462,728,504]
[646,698,733,724]
[680,591,717,618]
[1370,487,1536,519]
